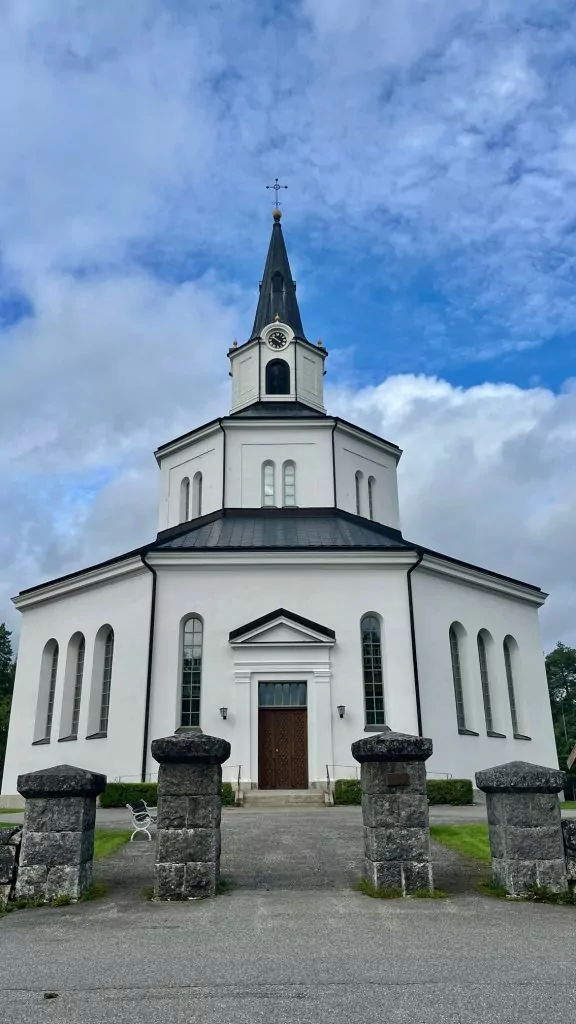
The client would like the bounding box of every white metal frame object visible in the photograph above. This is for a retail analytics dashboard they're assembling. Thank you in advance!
[126,801,157,841]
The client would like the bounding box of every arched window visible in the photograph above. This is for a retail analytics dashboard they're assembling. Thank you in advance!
[503,635,520,735]
[368,476,376,520]
[449,624,467,731]
[180,477,190,523]
[361,614,385,727]
[44,642,59,741]
[282,460,296,506]
[71,635,85,738]
[99,628,114,734]
[262,461,275,506]
[355,471,363,516]
[34,639,60,743]
[181,616,203,727]
[266,359,290,395]
[477,631,493,733]
[192,471,203,518]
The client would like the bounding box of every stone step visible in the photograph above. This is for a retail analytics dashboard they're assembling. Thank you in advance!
[242,788,326,808]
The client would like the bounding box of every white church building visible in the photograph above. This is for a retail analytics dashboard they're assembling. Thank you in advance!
[2,209,558,799]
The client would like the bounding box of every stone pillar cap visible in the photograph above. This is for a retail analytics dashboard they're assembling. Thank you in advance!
[17,764,107,798]
[351,727,433,764]
[151,731,231,765]
[476,760,566,793]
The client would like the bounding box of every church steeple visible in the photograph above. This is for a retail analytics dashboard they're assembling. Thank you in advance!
[250,209,308,342]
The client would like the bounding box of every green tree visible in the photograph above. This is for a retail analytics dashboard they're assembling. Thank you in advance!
[0,623,15,785]
[545,642,576,789]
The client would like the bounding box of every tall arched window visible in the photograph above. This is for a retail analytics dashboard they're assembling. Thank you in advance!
[503,635,520,735]
[449,624,467,731]
[180,477,190,523]
[192,471,203,518]
[181,616,203,727]
[99,628,114,734]
[477,631,493,733]
[361,614,385,727]
[355,471,363,516]
[71,635,85,738]
[282,460,296,506]
[368,476,376,520]
[266,359,290,395]
[44,642,59,740]
[262,461,275,506]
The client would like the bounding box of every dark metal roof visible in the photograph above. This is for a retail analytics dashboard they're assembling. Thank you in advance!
[229,607,336,642]
[230,401,326,419]
[154,508,410,552]
[250,213,307,342]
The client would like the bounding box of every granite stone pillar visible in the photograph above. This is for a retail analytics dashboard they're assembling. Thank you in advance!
[152,731,231,900]
[0,826,22,909]
[476,760,567,895]
[15,765,106,901]
[352,727,434,895]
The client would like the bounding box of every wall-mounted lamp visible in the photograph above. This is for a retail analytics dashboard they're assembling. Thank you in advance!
[219,707,228,721]
[337,705,345,719]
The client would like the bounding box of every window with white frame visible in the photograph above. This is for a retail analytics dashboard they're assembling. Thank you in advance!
[99,628,114,734]
[181,616,203,727]
[368,476,376,520]
[503,635,520,735]
[282,460,296,506]
[361,614,385,727]
[192,471,203,518]
[355,470,363,516]
[44,642,59,740]
[262,461,275,506]
[477,631,494,733]
[70,635,85,738]
[180,477,190,523]
[449,624,467,731]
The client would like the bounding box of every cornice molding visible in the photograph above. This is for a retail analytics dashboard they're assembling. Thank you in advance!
[418,554,546,606]
[14,557,149,610]
[147,550,418,569]
[154,420,223,463]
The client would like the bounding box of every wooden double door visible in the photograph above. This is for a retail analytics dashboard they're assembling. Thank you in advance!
[258,707,308,789]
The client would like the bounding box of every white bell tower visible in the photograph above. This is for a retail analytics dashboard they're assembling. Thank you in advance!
[228,209,327,414]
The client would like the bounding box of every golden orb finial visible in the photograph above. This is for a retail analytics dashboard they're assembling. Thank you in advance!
[272,207,282,221]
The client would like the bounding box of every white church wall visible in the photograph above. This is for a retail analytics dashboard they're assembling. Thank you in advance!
[224,422,334,508]
[157,427,224,531]
[295,343,325,411]
[146,558,418,785]
[231,342,259,411]
[412,568,558,782]
[333,426,401,530]
[1,568,152,796]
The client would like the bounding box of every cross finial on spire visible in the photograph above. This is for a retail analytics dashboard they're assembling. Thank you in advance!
[266,177,287,213]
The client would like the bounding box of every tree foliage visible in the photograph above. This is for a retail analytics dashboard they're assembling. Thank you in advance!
[545,642,576,789]
[0,623,15,785]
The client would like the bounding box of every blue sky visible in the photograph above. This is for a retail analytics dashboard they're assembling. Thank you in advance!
[0,0,575,647]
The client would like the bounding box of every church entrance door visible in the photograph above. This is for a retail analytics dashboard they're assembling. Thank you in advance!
[258,682,308,789]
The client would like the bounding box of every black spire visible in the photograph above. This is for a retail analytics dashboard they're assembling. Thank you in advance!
[250,210,307,342]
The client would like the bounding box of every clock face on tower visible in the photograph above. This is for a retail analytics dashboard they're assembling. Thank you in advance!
[267,329,288,350]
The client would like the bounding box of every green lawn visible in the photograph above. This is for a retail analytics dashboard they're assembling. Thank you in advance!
[0,822,131,860]
[430,824,491,862]
[0,808,23,815]
[562,801,576,810]
[94,831,132,859]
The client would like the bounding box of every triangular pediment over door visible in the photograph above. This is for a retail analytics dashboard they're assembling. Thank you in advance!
[229,607,335,647]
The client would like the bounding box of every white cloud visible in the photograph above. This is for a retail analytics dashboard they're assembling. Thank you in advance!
[329,374,576,647]
[0,0,575,656]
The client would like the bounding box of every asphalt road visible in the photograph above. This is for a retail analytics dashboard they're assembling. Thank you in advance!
[2,807,576,1023]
